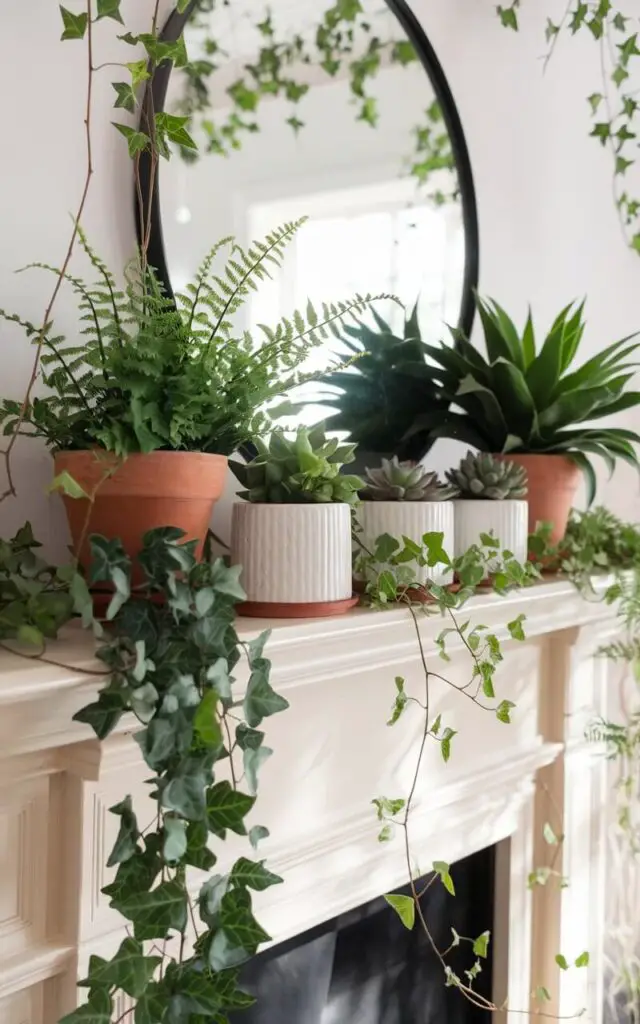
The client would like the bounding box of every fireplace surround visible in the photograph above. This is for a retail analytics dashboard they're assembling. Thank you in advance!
[0,576,615,1023]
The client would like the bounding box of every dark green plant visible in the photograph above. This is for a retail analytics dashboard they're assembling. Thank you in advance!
[362,457,455,501]
[230,424,363,503]
[315,303,449,460]
[418,297,640,503]
[0,522,84,646]
[60,527,288,1024]
[446,451,528,500]
[0,225,385,458]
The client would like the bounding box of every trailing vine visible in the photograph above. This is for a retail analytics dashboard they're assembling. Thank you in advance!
[496,1,640,255]
[60,529,289,1024]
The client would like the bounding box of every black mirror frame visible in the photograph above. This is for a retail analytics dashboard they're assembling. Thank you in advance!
[137,0,479,336]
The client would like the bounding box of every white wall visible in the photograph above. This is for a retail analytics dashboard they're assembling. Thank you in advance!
[1,0,639,559]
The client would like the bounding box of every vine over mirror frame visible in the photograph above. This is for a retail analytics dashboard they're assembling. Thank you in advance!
[137,0,480,336]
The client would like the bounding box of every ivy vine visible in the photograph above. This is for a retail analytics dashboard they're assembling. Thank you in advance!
[60,529,289,1024]
[497,0,640,254]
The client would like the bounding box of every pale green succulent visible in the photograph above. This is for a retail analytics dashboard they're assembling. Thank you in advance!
[230,424,363,504]
[446,451,527,500]
[362,456,456,501]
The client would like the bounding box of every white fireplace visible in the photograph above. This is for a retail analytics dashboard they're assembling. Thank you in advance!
[0,576,616,1023]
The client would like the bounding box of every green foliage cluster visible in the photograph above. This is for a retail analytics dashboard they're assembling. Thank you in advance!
[361,457,455,501]
[176,0,458,202]
[230,424,363,504]
[0,522,83,647]
[496,1,640,255]
[418,297,640,503]
[315,303,450,460]
[0,224,382,457]
[61,528,289,1024]
[446,451,528,500]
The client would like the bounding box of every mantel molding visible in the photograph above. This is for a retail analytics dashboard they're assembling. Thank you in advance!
[0,576,619,758]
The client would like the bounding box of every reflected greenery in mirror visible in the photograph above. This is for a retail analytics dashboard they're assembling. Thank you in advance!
[177,0,457,200]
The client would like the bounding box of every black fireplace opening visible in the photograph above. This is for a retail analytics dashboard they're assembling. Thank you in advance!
[230,845,496,1024]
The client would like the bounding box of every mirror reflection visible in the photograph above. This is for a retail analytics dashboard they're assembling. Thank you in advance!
[160,0,468,459]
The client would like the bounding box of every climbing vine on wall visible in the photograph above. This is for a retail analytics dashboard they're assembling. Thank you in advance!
[496,0,640,254]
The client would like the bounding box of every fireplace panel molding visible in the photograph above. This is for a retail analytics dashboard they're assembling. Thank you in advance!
[0,578,619,1023]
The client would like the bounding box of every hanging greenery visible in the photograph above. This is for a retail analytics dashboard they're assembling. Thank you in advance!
[174,0,458,202]
[496,1,640,255]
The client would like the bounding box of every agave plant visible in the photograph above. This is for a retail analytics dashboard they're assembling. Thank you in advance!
[230,424,363,504]
[313,303,449,461]
[415,298,640,503]
[446,451,527,500]
[362,456,456,501]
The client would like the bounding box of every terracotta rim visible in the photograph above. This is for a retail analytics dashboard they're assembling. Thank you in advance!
[54,449,228,500]
[238,596,359,618]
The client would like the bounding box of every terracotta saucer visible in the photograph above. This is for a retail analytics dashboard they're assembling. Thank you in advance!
[238,596,359,619]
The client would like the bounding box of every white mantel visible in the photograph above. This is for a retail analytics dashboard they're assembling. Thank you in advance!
[0,578,617,1024]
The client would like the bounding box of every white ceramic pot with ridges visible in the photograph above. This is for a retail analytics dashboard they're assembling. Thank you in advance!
[361,501,455,586]
[454,500,528,568]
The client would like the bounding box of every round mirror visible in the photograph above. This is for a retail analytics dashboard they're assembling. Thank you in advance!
[141,0,478,464]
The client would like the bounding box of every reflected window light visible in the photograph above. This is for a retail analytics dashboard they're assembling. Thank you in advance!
[175,205,192,225]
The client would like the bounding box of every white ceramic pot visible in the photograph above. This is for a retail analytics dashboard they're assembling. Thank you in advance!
[230,503,354,616]
[454,500,528,567]
[361,501,455,586]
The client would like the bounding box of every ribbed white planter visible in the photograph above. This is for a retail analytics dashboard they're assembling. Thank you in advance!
[454,500,528,568]
[230,503,354,614]
[361,502,455,586]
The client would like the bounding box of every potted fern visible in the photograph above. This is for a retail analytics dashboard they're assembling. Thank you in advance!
[229,425,363,617]
[418,298,640,543]
[1,224,378,573]
[445,451,528,566]
[360,457,456,585]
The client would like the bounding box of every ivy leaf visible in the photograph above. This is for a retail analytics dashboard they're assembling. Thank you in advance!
[230,857,283,891]
[111,879,188,941]
[102,844,162,903]
[113,123,150,158]
[127,60,150,89]
[433,860,456,895]
[575,951,590,967]
[473,931,491,958]
[496,4,518,30]
[219,888,271,949]
[388,676,408,726]
[507,613,526,641]
[73,691,125,740]
[588,92,603,113]
[107,796,139,867]
[135,717,177,771]
[59,5,88,40]
[155,112,198,153]
[89,535,130,586]
[161,759,209,820]
[59,991,112,1024]
[199,874,230,924]
[163,817,188,863]
[244,745,272,795]
[208,930,251,972]
[173,966,254,1014]
[543,821,558,845]
[555,953,569,970]
[112,82,137,113]
[496,699,516,724]
[383,893,415,929]
[194,690,222,748]
[49,469,89,499]
[80,938,160,999]
[243,666,289,727]
[249,825,270,850]
[440,726,457,762]
[185,820,217,871]
[207,658,232,700]
[535,986,552,1002]
[96,0,124,22]
[207,781,255,838]
[134,983,165,1024]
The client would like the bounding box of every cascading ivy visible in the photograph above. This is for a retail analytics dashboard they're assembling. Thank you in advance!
[496,0,640,255]
[60,528,289,1024]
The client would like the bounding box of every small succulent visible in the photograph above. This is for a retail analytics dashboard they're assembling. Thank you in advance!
[446,451,528,500]
[230,424,364,504]
[362,456,456,501]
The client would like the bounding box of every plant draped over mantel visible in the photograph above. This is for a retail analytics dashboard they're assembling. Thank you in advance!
[496,0,640,254]
[174,0,459,204]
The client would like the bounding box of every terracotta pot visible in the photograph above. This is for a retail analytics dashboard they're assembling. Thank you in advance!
[54,450,228,575]
[494,453,580,545]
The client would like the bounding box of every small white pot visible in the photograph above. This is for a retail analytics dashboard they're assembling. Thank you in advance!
[361,501,455,586]
[230,503,354,615]
[454,500,528,567]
